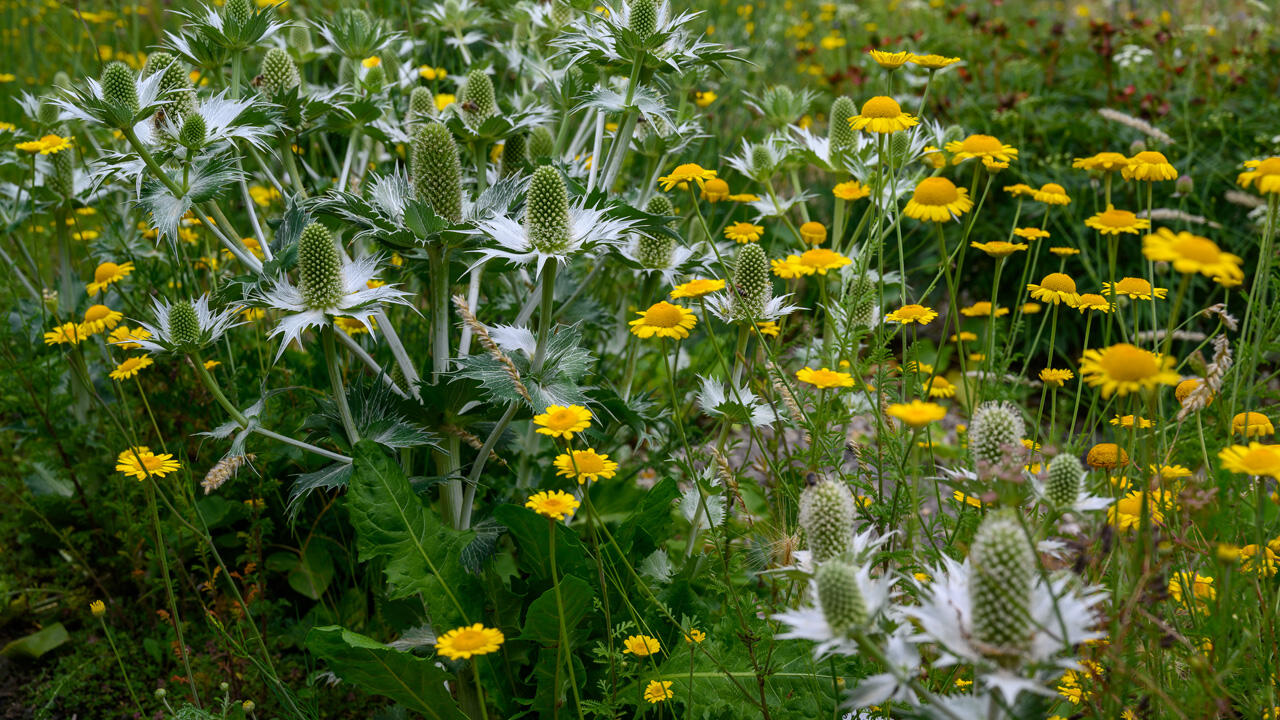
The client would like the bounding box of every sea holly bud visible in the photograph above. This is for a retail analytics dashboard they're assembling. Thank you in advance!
[459,69,496,127]
[49,143,74,199]
[749,143,775,178]
[288,25,313,55]
[1044,454,1083,509]
[816,560,867,636]
[297,223,344,310]
[178,113,207,150]
[525,165,571,253]
[260,47,301,99]
[798,478,856,564]
[628,0,658,41]
[846,274,876,328]
[154,55,196,119]
[38,98,60,127]
[408,87,435,123]
[969,510,1035,658]
[100,61,139,124]
[889,129,913,163]
[828,96,857,154]
[549,0,572,27]
[363,62,386,93]
[636,195,677,267]
[168,299,202,349]
[500,132,526,176]
[970,400,1026,468]
[224,0,251,33]
[733,243,770,319]
[527,126,554,162]
[410,122,463,223]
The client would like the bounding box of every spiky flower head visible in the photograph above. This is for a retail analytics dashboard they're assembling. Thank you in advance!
[501,132,526,174]
[408,86,435,122]
[889,129,913,163]
[49,142,75,199]
[1045,454,1084,509]
[527,126,554,161]
[148,53,196,118]
[260,47,301,99]
[550,0,572,26]
[100,61,139,122]
[846,274,877,327]
[525,165,571,253]
[224,0,251,32]
[167,300,202,349]
[815,560,868,636]
[297,223,344,310]
[38,98,60,127]
[749,143,776,177]
[410,122,463,223]
[969,510,1036,659]
[645,194,675,222]
[734,243,771,319]
[798,478,856,564]
[459,69,496,127]
[288,25,313,54]
[363,61,386,92]
[628,0,659,41]
[178,113,207,150]
[828,96,857,154]
[970,400,1026,467]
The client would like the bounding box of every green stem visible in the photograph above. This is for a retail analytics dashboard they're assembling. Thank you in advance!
[98,619,144,715]
[144,476,201,707]
[322,324,360,444]
[532,262,558,374]
[549,519,586,720]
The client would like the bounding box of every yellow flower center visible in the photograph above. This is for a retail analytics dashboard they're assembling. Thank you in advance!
[570,451,607,474]
[1132,150,1168,165]
[1096,208,1140,227]
[546,408,580,428]
[84,304,112,322]
[912,177,960,205]
[799,248,843,268]
[1039,272,1077,293]
[860,96,903,118]
[1098,343,1158,381]
[643,302,685,328]
[958,134,1003,153]
[1114,277,1152,295]
[1170,234,1220,263]
[1078,293,1107,308]
[95,263,120,283]
[447,628,493,652]
[1040,182,1066,195]
[896,304,929,319]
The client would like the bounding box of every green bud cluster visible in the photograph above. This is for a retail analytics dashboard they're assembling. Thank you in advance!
[549,0,572,27]
[798,478,856,564]
[49,141,75,199]
[168,300,201,348]
[224,0,251,33]
[527,126,554,162]
[828,96,857,154]
[733,243,771,320]
[969,400,1026,468]
[524,165,571,252]
[297,223,345,310]
[816,560,867,636]
[178,114,207,150]
[410,122,464,223]
[408,87,435,123]
[260,47,301,99]
[500,132,526,176]
[1044,454,1083,509]
[846,274,877,328]
[459,69,496,126]
[628,0,659,41]
[969,510,1036,658]
[38,99,60,127]
[289,26,314,55]
[100,62,140,124]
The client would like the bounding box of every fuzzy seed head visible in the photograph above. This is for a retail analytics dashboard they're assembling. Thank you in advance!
[828,96,857,153]
[969,510,1036,658]
[970,400,1026,467]
[460,69,496,125]
[1045,454,1083,509]
[101,61,139,120]
[261,47,301,98]
[749,143,774,176]
[847,275,876,327]
[816,560,867,636]
[288,25,313,54]
[528,126,554,161]
[636,234,675,269]
[628,0,659,40]
[798,479,856,564]
[168,300,201,348]
[38,98,60,126]
[524,165,572,253]
[297,223,344,310]
[645,194,674,222]
[889,130,913,162]
[501,132,526,175]
[733,243,771,319]
[410,122,463,223]
[408,86,435,122]
[224,0,251,31]
[50,145,75,199]
[178,113,207,149]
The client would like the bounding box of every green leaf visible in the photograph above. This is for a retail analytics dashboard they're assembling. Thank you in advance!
[22,462,73,498]
[1,622,68,659]
[306,626,465,720]
[519,575,594,647]
[493,505,591,583]
[346,441,480,627]
[615,476,680,555]
[288,544,335,600]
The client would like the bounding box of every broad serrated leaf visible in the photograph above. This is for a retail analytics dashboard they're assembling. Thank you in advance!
[519,574,594,647]
[287,461,352,519]
[306,626,466,720]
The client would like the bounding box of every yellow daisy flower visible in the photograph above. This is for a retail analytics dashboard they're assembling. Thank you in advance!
[1002,183,1035,197]
[959,301,1009,318]
[944,134,1018,165]
[1072,152,1130,173]
[848,96,919,134]
[622,634,661,657]
[1086,442,1129,469]
[1141,228,1243,285]
[1012,227,1050,240]
[1085,206,1150,235]
[110,356,154,381]
[81,304,124,333]
[771,256,807,279]
[116,446,182,480]
[554,448,619,484]
[644,680,674,704]
[1102,277,1167,300]
[109,325,152,349]
[1232,411,1275,438]
[700,177,730,202]
[1175,378,1204,405]
[1237,157,1280,195]
[756,320,780,337]
[1168,572,1215,608]
[724,221,764,243]
[1122,151,1178,182]
[1049,246,1080,257]
[799,221,827,245]
[671,278,725,299]
[1109,414,1154,429]
[970,240,1027,258]
[909,53,962,69]
[796,366,855,389]
[1022,302,1042,314]
[886,400,946,427]
[629,301,697,339]
[1039,368,1074,386]
[1108,490,1165,531]
[15,134,73,155]
[884,304,938,325]
[657,163,717,191]
[833,180,871,200]
[435,624,505,660]
[1074,293,1111,313]
[1026,272,1081,306]
[868,49,912,69]
[1218,443,1280,479]
[1032,182,1071,205]
[795,247,851,274]
[533,404,593,439]
[1078,343,1179,397]
[525,490,581,520]
[903,177,973,222]
[924,375,956,398]
[43,321,85,346]
[87,261,135,296]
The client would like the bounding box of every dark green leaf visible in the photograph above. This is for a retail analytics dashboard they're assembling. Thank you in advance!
[306,626,465,719]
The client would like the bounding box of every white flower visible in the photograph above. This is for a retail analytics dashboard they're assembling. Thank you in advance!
[704,291,801,324]
[121,294,244,354]
[772,568,894,659]
[468,200,638,277]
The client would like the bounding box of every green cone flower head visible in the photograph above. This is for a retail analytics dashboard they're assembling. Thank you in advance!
[49,142,75,199]
[261,47,301,99]
[408,86,435,123]
[733,243,771,319]
[798,478,856,564]
[749,143,775,177]
[1045,454,1083,509]
[459,69,497,126]
[38,98,60,127]
[550,0,572,27]
[178,113,207,150]
[363,61,386,92]
[970,400,1026,467]
[828,96,857,153]
[100,61,139,123]
[527,126,554,161]
[410,122,463,223]
[846,274,877,328]
[167,299,202,349]
[224,0,251,33]
[501,132,526,175]
[816,560,867,636]
[969,510,1035,658]
[628,0,659,41]
[297,223,344,310]
[289,25,314,55]
[889,129,913,164]
[524,165,571,253]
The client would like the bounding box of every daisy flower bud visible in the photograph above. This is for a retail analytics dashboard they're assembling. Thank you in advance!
[628,0,659,41]
[525,165,571,253]
[969,510,1035,658]
[459,69,496,126]
[1045,454,1084,509]
[827,96,857,153]
[297,223,345,310]
[816,559,867,636]
[167,299,202,349]
[734,243,771,319]
[969,400,1026,468]
[527,126,554,161]
[100,61,139,121]
[410,122,463,222]
[261,47,301,99]
[799,478,856,564]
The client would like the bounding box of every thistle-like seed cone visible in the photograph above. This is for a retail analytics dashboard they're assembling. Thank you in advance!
[52,71,71,90]
[100,61,139,122]
[261,47,301,99]
[1044,454,1083,509]
[141,51,175,78]
[343,8,371,37]
[828,96,857,153]
[527,126,554,161]
[889,130,912,163]
[408,86,435,123]
[846,274,876,327]
[49,143,75,199]
[524,165,571,253]
[410,122,463,223]
[288,25,313,55]
[636,235,674,269]
[628,0,659,40]
[460,69,496,125]
[179,113,207,149]
[297,223,345,310]
[549,0,572,26]
[158,60,196,119]
[970,400,1026,467]
[644,194,674,223]
[363,63,386,92]
[500,132,526,175]
[816,560,867,636]
[969,510,1036,658]
[749,144,773,176]
[168,300,201,348]
[798,479,856,564]
[224,0,250,32]
[38,99,60,127]
[733,243,770,319]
